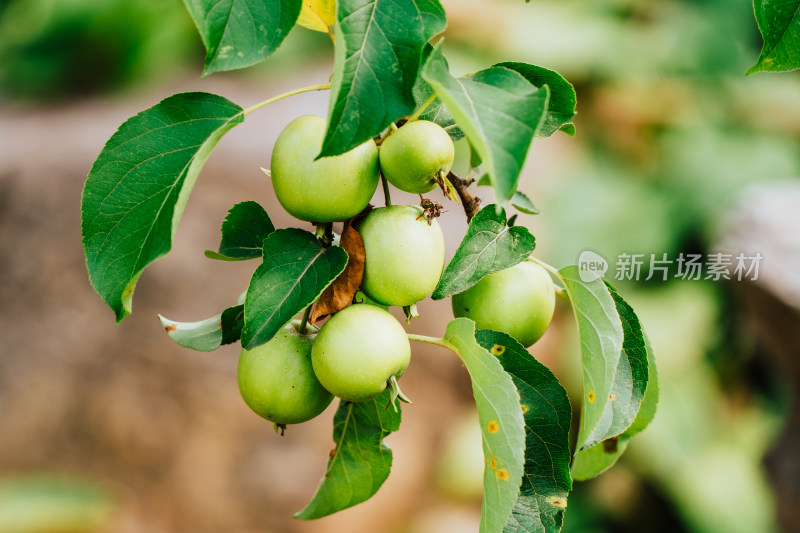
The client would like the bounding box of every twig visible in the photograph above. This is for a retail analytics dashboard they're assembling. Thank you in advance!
[447,171,481,222]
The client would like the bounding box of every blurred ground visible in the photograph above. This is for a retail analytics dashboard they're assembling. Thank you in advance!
[1,0,800,532]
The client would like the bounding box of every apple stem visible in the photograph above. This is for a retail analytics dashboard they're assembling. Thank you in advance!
[298,305,312,334]
[381,173,392,207]
[314,223,334,247]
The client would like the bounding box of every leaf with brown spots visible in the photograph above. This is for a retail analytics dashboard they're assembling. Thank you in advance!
[310,222,366,322]
[444,319,525,533]
[475,329,572,533]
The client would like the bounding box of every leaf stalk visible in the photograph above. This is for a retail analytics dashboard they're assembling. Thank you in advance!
[244,83,331,116]
[407,333,457,352]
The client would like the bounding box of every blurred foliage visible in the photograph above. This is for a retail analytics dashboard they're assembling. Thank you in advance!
[0,475,115,533]
[0,0,198,101]
[0,0,332,103]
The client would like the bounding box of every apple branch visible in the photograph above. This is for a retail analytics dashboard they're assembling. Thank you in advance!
[447,172,481,222]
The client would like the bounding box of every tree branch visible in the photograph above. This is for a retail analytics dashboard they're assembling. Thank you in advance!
[448,171,481,222]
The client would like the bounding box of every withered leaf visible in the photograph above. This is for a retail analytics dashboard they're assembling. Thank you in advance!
[310,221,365,321]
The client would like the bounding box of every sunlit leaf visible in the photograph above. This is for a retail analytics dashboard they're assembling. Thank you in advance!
[297,0,336,33]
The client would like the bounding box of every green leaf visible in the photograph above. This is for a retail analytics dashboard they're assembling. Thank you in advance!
[569,436,630,482]
[241,229,347,349]
[183,0,302,76]
[570,333,658,481]
[295,390,401,519]
[158,304,244,351]
[582,286,649,444]
[494,62,576,137]
[412,44,464,141]
[625,334,659,438]
[421,43,549,205]
[477,178,539,214]
[475,331,572,533]
[432,204,536,300]
[558,265,624,452]
[320,0,447,157]
[221,304,246,345]
[82,92,244,322]
[571,286,650,479]
[748,0,800,74]
[511,191,539,215]
[205,201,275,261]
[470,141,483,169]
[444,318,525,533]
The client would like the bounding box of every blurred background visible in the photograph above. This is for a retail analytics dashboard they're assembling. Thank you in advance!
[1,0,799,531]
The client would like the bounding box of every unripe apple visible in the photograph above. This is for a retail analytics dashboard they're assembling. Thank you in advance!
[270,115,379,222]
[357,205,445,307]
[379,120,455,193]
[311,305,411,402]
[452,261,555,347]
[238,323,333,424]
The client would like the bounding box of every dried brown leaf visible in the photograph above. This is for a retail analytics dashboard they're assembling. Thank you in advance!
[310,221,366,321]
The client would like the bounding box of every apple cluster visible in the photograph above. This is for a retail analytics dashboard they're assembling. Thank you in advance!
[238,115,556,429]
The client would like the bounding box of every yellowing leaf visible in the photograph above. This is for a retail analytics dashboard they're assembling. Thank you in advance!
[297,0,336,33]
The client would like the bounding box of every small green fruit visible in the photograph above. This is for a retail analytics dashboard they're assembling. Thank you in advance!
[357,205,445,307]
[270,115,379,222]
[312,305,411,402]
[238,324,333,425]
[451,261,555,347]
[379,120,454,193]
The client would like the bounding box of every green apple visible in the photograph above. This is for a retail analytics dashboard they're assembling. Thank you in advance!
[270,115,379,222]
[311,305,411,402]
[238,323,333,425]
[379,120,455,193]
[356,205,445,306]
[451,261,555,347]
